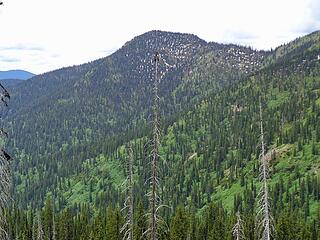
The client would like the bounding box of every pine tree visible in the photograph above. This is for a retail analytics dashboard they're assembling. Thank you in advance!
[106,207,123,240]
[169,206,189,240]
[93,212,105,240]
[134,201,147,240]
[187,206,197,240]
[32,212,37,240]
[52,213,57,240]
[58,209,73,240]
[43,197,53,240]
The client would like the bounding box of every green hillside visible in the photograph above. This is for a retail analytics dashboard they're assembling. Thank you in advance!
[56,31,320,215]
[5,31,320,239]
[8,31,267,208]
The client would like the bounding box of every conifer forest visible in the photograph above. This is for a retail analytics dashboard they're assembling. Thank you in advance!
[0,4,320,239]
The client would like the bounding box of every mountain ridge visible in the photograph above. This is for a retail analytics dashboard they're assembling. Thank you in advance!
[5,30,320,218]
[0,70,35,80]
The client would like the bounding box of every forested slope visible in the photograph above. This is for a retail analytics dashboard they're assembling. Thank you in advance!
[7,30,320,240]
[56,30,320,214]
[7,31,267,208]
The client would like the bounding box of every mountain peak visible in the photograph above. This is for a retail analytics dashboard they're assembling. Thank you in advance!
[138,30,206,42]
[120,30,207,54]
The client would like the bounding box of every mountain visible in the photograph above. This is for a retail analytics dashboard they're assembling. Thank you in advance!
[0,70,35,80]
[266,30,320,66]
[7,31,268,209]
[46,30,320,212]
[0,78,24,88]
[0,70,35,88]
[5,29,320,234]
[9,31,266,148]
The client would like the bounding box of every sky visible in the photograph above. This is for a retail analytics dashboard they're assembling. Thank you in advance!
[0,0,319,74]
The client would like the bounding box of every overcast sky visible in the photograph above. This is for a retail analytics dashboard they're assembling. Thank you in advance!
[0,0,319,74]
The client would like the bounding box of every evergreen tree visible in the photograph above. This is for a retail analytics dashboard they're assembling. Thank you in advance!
[106,207,123,240]
[169,206,189,240]
[134,201,147,240]
[43,196,53,240]
[36,213,44,240]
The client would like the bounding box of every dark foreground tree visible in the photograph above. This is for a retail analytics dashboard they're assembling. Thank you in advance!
[0,83,11,240]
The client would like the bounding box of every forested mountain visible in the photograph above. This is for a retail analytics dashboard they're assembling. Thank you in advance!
[4,30,320,239]
[0,70,34,87]
[0,70,35,80]
[7,30,267,208]
[0,78,23,87]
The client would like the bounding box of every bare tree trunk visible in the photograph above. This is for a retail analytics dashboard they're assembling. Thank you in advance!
[150,52,160,240]
[37,213,44,240]
[144,52,162,240]
[255,98,274,240]
[121,143,134,240]
[232,211,246,240]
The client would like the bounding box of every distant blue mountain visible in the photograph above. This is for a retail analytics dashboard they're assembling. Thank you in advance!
[0,70,35,80]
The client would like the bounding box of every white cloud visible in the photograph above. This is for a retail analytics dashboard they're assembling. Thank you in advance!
[0,0,319,73]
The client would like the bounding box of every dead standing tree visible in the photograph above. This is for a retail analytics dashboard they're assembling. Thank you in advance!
[255,99,274,240]
[143,52,165,240]
[121,143,134,240]
[232,211,246,240]
[0,83,11,240]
